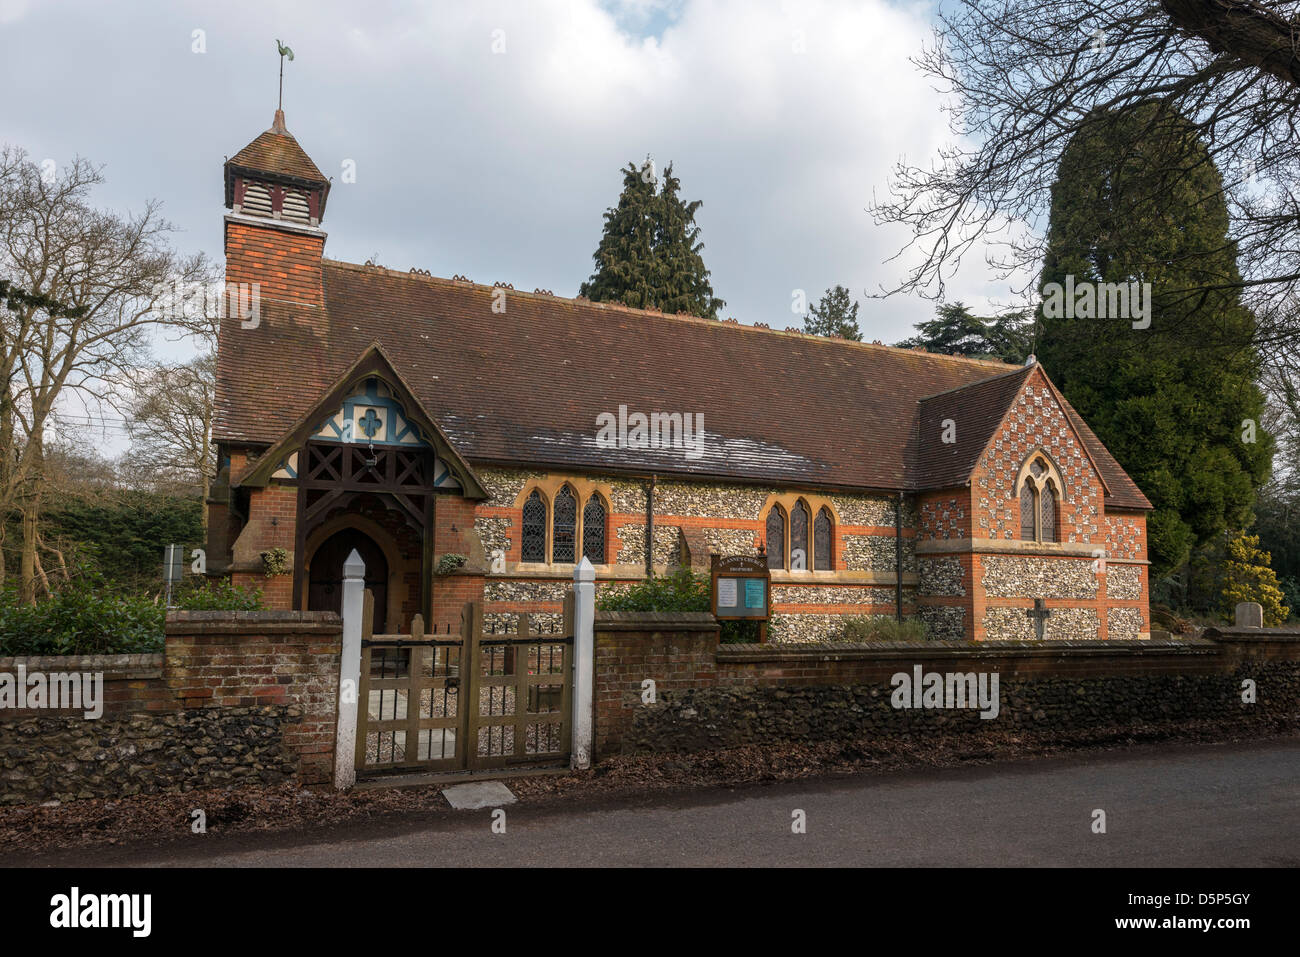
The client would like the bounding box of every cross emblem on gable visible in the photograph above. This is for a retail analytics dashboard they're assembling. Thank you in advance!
[1026,598,1052,639]
[358,408,382,440]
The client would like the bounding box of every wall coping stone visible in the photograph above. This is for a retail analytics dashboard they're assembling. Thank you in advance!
[0,653,165,676]
[716,637,1220,663]
[595,611,719,633]
[166,609,342,636]
[1204,626,1300,642]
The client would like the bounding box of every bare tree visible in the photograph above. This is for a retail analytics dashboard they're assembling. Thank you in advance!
[0,146,211,601]
[122,353,216,520]
[872,0,1300,338]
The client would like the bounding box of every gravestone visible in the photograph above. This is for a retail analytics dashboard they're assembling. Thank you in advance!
[1234,601,1264,628]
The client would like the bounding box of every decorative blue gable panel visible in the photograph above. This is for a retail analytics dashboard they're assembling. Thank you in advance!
[268,377,464,491]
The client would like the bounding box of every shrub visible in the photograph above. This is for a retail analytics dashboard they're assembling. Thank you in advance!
[839,615,930,642]
[173,578,263,611]
[595,568,763,643]
[596,567,711,613]
[0,577,164,656]
[1220,532,1290,625]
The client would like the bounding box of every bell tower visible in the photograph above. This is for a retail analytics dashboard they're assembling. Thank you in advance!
[221,108,330,314]
[224,108,330,226]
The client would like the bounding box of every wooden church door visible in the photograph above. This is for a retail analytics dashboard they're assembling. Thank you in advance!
[307,528,388,633]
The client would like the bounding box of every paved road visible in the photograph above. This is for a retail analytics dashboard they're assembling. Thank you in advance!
[24,739,1300,867]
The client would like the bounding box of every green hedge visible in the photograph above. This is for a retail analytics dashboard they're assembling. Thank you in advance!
[596,568,760,643]
[0,577,263,657]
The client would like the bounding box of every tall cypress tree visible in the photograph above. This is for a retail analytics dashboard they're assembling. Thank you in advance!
[580,160,724,319]
[1037,104,1273,576]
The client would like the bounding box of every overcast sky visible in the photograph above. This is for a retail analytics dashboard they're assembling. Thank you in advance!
[2,0,1025,445]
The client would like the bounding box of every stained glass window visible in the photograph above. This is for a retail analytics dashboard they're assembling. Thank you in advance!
[1041,482,1058,542]
[582,496,606,564]
[814,507,833,571]
[766,505,786,570]
[1030,458,1046,479]
[553,486,577,564]
[522,490,546,562]
[1020,479,1037,540]
[790,501,810,570]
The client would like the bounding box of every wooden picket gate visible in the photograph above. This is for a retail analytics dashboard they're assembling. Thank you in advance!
[355,594,574,775]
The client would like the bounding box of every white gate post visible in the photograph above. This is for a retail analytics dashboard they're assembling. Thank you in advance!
[571,557,596,770]
[334,549,365,789]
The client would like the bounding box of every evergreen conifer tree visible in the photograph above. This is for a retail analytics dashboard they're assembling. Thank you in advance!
[580,159,724,319]
[804,285,863,341]
[1036,104,1273,575]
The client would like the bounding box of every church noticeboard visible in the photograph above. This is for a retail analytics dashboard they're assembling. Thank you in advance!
[711,555,771,622]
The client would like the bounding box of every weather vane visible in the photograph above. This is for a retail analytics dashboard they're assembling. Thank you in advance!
[276,39,295,110]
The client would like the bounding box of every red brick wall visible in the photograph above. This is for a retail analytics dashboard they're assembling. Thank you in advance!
[0,656,172,717]
[593,612,721,755]
[163,611,342,784]
[224,219,325,310]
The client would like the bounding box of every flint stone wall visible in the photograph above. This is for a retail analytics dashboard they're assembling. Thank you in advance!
[982,556,1098,599]
[0,611,341,806]
[595,616,1300,756]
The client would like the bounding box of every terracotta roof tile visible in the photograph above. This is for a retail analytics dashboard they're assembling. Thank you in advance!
[914,366,1035,490]
[227,119,327,185]
[213,260,1150,509]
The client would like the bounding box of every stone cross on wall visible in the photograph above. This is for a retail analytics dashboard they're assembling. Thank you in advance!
[1026,598,1052,639]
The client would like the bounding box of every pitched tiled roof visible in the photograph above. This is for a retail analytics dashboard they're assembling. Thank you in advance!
[914,366,1036,490]
[226,115,327,185]
[213,260,1150,508]
[912,364,1151,510]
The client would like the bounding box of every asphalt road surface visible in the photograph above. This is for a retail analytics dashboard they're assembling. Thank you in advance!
[22,739,1300,867]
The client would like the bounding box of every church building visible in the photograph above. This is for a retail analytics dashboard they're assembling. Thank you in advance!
[207,109,1152,642]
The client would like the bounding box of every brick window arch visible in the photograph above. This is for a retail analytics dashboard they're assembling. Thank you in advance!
[516,482,612,566]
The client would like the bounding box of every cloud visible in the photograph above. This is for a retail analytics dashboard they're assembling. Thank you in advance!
[0,0,1013,353]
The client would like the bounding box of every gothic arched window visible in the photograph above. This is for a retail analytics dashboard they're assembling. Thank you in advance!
[1018,454,1064,543]
[814,507,833,571]
[521,490,546,562]
[766,504,786,570]
[1019,479,1037,541]
[582,495,607,564]
[790,500,810,570]
[553,486,577,564]
[1041,481,1058,543]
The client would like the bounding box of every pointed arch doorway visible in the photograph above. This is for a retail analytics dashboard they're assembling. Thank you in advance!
[307,528,388,634]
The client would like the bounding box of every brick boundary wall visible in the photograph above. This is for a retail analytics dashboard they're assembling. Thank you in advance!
[0,611,341,806]
[593,614,1300,756]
